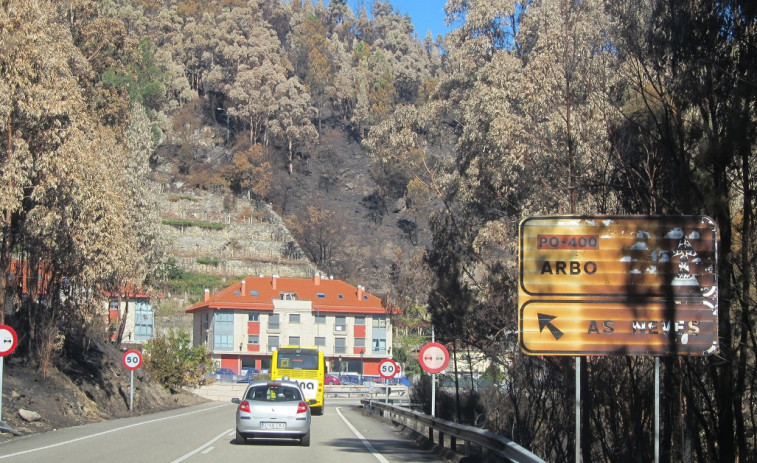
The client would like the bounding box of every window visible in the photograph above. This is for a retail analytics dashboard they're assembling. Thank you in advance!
[315,314,326,324]
[316,292,326,298]
[280,292,297,300]
[268,336,279,351]
[355,338,365,348]
[334,338,346,354]
[248,313,259,322]
[134,300,153,341]
[289,336,300,345]
[355,316,365,326]
[249,290,259,296]
[372,316,387,328]
[268,314,280,330]
[248,335,259,345]
[215,335,234,350]
[214,311,234,350]
[314,337,326,347]
[335,316,346,332]
[109,300,119,310]
[289,314,300,324]
[372,338,386,353]
[246,384,302,402]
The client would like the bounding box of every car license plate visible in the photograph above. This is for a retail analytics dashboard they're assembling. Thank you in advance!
[260,422,286,429]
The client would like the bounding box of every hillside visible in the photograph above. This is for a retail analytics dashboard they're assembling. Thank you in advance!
[153,114,430,300]
[0,340,206,438]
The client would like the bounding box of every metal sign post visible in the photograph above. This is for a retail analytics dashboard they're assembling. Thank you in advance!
[419,339,450,418]
[655,357,660,463]
[0,325,19,422]
[576,357,580,463]
[122,350,143,411]
[378,358,399,404]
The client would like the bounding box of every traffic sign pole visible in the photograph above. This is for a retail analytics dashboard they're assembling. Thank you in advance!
[0,355,5,420]
[378,358,399,405]
[0,325,19,423]
[122,350,143,411]
[432,341,436,418]
[417,331,453,417]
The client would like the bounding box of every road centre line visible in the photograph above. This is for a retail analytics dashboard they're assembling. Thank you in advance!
[0,403,230,460]
[171,429,232,463]
[335,407,390,463]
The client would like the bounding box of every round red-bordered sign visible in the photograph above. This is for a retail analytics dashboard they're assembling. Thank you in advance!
[122,350,143,370]
[378,358,399,379]
[0,325,18,357]
[419,342,450,374]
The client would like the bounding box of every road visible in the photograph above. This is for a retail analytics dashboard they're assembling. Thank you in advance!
[0,398,444,463]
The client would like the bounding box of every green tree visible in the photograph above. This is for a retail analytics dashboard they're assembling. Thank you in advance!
[145,329,213,389]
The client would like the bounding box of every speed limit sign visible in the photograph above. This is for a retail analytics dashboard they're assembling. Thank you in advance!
[378,358,399,379]
[122,350,143,370]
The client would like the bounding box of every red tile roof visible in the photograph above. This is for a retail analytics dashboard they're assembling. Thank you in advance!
[185,276,385,314]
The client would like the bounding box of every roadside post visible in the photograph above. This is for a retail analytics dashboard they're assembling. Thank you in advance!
[378,358,399,403]
[122,350,143,411]
[418,341,449,417]
[0,325,19,421]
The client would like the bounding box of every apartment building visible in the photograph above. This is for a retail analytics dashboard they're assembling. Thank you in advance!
[186,274,392,376]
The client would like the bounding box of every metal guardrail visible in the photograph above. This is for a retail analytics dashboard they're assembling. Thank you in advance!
[361,399,545,463]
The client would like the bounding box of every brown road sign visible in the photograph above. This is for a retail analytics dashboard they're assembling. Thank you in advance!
[519,299,718,356]
[518,216,718,356]
[520,216,717,298]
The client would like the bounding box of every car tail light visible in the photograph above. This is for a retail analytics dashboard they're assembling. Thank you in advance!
[297,401,309,414]
[239,400,251,413]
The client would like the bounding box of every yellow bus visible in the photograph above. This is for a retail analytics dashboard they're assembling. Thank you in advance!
[270,346,325,415]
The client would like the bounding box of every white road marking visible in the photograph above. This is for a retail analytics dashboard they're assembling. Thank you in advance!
[335,407,390,463]
[171,429,231,463]
[0,403,230,460]
[201,447,215,454]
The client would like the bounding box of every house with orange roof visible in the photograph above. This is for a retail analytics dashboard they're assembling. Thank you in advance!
[186,273,392,377]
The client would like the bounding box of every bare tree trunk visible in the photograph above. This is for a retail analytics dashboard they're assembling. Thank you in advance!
[0,227,9,326]
[116,293,130,345]
[1,114,13,325]
[712,151,735,462]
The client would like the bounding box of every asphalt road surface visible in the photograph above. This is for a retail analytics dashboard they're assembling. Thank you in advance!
[0,398,445,463]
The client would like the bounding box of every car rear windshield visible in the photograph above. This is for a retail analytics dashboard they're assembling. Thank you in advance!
[246,385,302,402]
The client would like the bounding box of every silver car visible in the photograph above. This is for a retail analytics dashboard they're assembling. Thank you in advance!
[232,380,315,446]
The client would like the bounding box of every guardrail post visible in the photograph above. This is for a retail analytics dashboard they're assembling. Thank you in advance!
[451,436,456,452]
[428,426,434,444]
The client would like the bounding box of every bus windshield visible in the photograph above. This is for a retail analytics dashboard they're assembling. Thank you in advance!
[271,346,325,415]
[276,348,319,370]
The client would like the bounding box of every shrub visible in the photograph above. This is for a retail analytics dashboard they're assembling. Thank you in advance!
[196,257,220,267]
[144,329,212,390]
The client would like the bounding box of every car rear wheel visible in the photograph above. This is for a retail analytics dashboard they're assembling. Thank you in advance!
[300,431,311,447]
[235,429,246,444]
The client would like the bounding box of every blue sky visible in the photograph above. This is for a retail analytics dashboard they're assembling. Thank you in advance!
[345,0,454,39]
